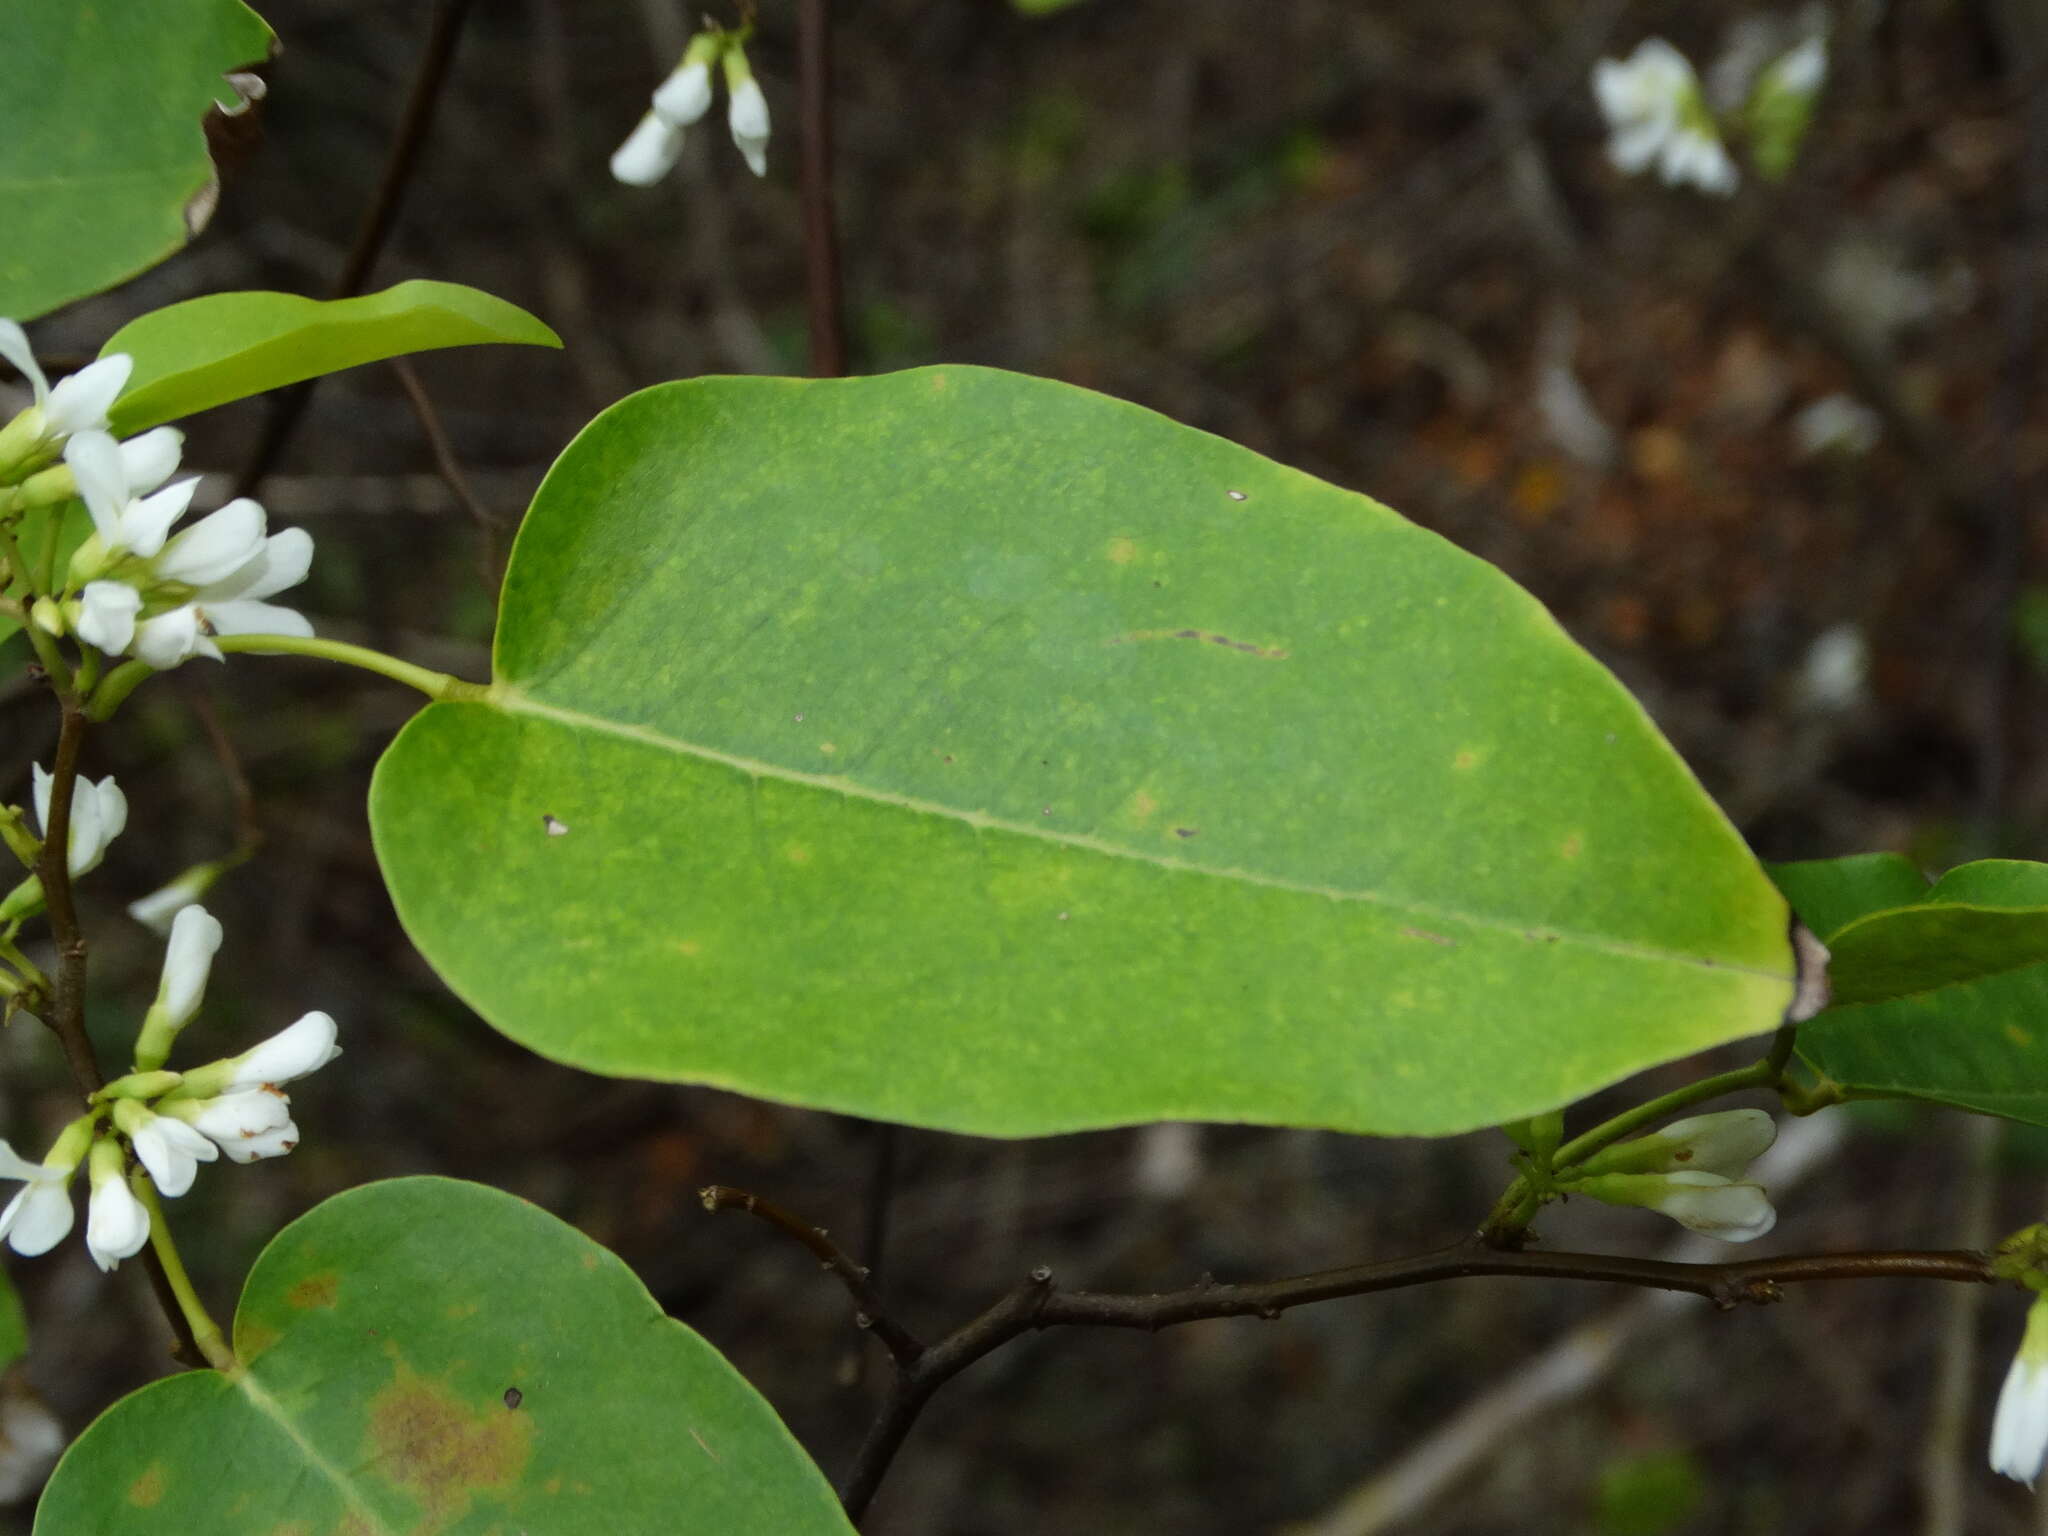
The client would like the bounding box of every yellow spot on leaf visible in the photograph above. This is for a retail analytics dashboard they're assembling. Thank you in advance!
[1129,790,1159,823]
[127,1463,167,1508]
[673,938,702,958]
[1453,748,1484,772]
[1106,537,1138,565]
[1561,832,1583,859]
[287,1271,340,1311]
[2006,1023,2034,1047]
[785,844,812,866]
[363,1361,533,1533]
[240,1323,282,1361]
[819,741,838,755]
[444,1302,479,1321]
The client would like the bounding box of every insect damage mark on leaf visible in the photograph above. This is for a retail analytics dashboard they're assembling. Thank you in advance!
[363,1360,533,1531]
[1109,628,1289,660]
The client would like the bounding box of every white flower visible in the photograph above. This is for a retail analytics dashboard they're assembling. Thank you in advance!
[1573,1109,1778,1180]
[32,764,127,877]
[160,1087,298,1164]
[83,1139,148,1272]
[611,111,685,186]
[1592,39,1738,195]
[76,580,143,655]
[111,1100,216,1198]
[0,1138,79,1257]
[0,322,132,440]
[653,57,715,127]
[227,1011,341,1089]
[1574,1169,1778,1241]
[726,72,770,178]
[153,904,223,1031]
[128,864,223,936]
[1992,1297,2048,1486]
[131,524,314,671]
[1763,35,1827,99]
[118,426,185,496]
[62,430,198,563]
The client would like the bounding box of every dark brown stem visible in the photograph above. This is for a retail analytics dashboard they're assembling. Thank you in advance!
[36,706,102,1098]
[35,708,204,1365]
[700,1185,923,1365]
[834,1239,2000,1523]
[235,0,477,496]
[798,0,848,377]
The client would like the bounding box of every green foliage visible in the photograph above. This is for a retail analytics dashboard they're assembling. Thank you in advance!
[1777,858,2048,1126]
[35,1178,852,1535]
[0,0,273,320]
[0,1264,26,1374]
[371,366,1796,1139]
[1595,1448,1704,1536]
[1012,0,1093,14]
[102,283,562,434]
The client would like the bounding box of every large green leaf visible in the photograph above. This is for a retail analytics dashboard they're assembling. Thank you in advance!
[370,367,1796,1138]
[103,283,563,434]
[0,0,273,320]
[1780,858,2048,1126]
[35,1178,851,1535]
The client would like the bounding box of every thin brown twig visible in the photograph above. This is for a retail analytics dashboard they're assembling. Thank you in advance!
[391,357,501,592]
[183,682,261,858]
[235,0,478,497]
[827,1235,2000,1522]
[699,1185,923,1365]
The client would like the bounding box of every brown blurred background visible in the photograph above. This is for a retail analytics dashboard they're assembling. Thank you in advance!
[5,0,2048,1531]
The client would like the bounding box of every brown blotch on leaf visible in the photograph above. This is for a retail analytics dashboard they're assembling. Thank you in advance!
[127,1462,167,1508]
[1398,925,1454,947]
[287,1271,340,1311]
[503,1387,523,1410]
[364,1363,534,1530]
[1173,827,1197,839]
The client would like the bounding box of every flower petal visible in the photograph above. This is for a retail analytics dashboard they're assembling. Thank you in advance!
[227,1011,340,1089]
[132,605,207,670]
[0,320,49,406]
[0,1181,73,1258]
[206,526,313,604]
[204,599,314,641]
[153,498,267,586]
[121,477,201,560]
[76,581,142,655]
[44,355,132,438]
[84,1173,149,1271]
[157,905,224,1028]
[62,430,131,544]
[1992,1302,2048,1486]
[653,58,714,126]
[118,426,185,495]
[611,112,684,185]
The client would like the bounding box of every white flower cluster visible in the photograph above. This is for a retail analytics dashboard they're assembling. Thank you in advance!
[1592,40,1740,196]
[1562,1108,1779,1242]
[1591,29,1830,197]
[611,30,771,185]
[0,321,313,670]
[0,905,338,1272]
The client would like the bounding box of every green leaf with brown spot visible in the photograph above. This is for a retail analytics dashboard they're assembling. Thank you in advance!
[0,0,273,320]
[369,367,1797,1137]
[33,1178,853,1535]
[1782,859,2048,1126]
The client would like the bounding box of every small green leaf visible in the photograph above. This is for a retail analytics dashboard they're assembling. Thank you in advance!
[102,282,562,434]
[34,1178,852,1535]
[0,0,274,320]
[371,367,1796,1139]
[1769,852,1928,942]
[1791,858,2048,1126]
[1012,0,1092,13]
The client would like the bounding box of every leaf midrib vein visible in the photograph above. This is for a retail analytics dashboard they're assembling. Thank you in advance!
[488,687,1790,984]
[232,1369,394,1533]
